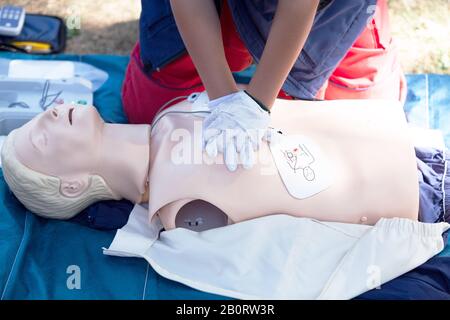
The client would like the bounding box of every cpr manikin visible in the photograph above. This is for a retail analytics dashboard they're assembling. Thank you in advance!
[1,96,420,231]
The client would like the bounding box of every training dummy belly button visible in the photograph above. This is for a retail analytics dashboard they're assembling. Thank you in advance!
[360,216,368,223]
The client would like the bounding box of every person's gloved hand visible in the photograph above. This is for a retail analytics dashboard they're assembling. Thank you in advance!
[203,90,271,171]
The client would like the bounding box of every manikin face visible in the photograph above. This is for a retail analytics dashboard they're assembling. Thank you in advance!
[13,104,104,181]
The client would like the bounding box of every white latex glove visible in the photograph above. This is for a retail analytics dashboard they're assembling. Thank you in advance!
[203,90,271,171]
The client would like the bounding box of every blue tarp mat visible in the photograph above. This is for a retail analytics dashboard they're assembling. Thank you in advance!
[405,74,450,148]
[0,52,449,299]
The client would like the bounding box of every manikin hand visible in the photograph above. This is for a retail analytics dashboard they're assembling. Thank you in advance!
[202,90,271,172]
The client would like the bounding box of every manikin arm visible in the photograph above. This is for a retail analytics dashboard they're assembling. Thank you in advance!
[170,0,319,108]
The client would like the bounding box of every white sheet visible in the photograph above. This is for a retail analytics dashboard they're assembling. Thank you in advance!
[104,204,449,300]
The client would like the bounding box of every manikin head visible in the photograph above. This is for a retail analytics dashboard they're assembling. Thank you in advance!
[1,104,150,219]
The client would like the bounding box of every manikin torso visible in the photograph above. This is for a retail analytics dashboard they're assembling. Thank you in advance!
[10,99,419,231]
[148,99,419,231]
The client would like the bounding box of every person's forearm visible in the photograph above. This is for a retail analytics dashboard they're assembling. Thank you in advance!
[247,0,319,108]
[170,0,238,100]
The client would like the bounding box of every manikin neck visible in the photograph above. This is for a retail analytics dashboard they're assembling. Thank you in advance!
[97,123,150,203]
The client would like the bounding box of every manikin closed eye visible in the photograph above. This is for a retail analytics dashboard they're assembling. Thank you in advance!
[68,108,74,125]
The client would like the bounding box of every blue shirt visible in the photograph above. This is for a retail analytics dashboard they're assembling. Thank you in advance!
[139,0,377,99]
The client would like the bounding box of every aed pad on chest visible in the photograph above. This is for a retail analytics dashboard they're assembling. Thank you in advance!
[269,133,333,199]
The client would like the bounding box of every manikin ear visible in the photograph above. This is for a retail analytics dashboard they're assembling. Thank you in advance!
[60,175,90,198]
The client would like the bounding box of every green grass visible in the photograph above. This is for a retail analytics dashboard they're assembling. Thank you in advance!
[388,0,450,74]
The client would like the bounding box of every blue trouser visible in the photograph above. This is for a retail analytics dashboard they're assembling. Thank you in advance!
[417,147,450,224]
[355,256,450,300]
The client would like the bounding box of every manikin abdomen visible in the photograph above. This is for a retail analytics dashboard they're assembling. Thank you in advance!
[148,99,419,231]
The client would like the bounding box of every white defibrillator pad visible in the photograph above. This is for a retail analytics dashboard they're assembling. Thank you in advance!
[269,132,333,199]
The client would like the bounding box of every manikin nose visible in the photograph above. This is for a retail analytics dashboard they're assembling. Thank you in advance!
[51,108,59,118]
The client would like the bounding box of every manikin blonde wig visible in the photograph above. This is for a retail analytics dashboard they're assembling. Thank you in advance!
[1,130,120,219]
